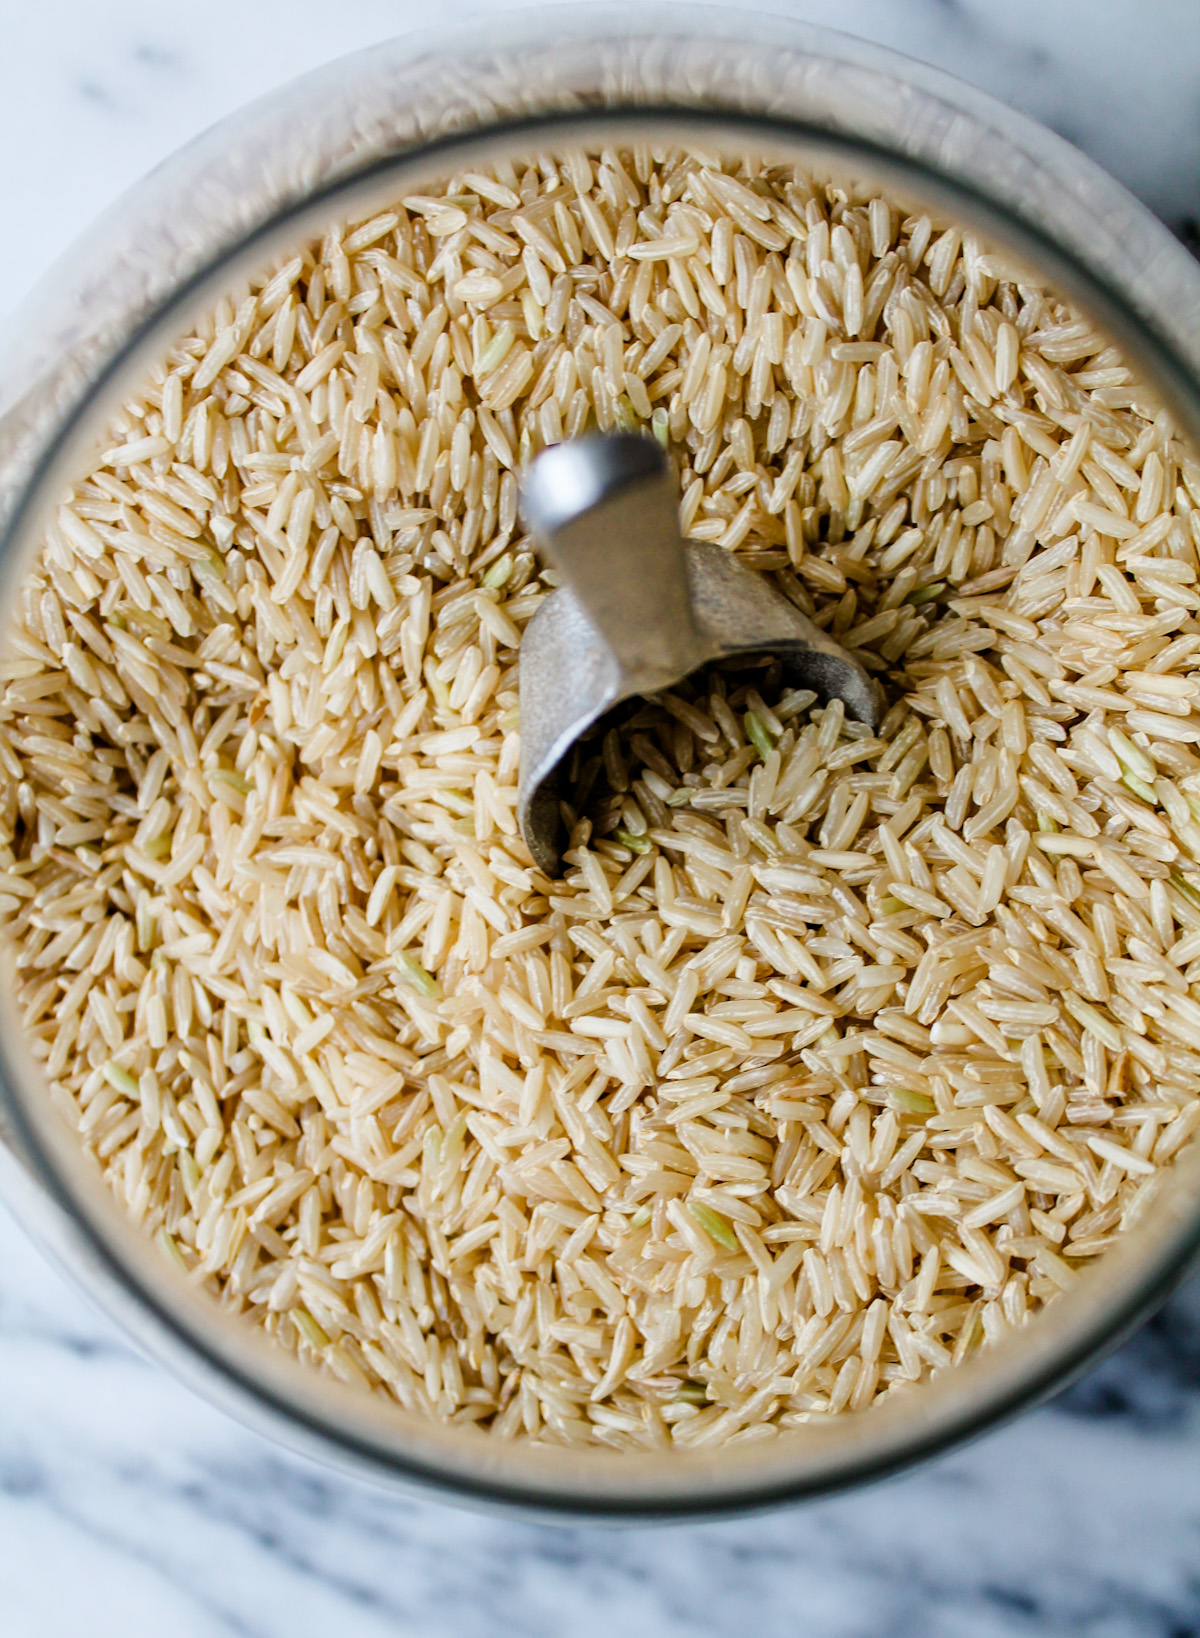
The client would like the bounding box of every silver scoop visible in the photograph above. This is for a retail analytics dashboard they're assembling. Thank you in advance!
[516,434,882,874]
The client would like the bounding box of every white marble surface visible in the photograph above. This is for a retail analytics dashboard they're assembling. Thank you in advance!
[4,0,1200,331]
[2,3,1200,1633]
[3,1196,1199,1637]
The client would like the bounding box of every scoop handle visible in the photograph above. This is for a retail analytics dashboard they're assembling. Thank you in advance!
[521,434,707,692]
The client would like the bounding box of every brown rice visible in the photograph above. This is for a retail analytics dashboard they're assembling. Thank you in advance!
[3,144,1200,1449]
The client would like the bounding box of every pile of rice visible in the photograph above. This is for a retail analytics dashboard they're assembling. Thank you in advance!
[3,144,1200,1450]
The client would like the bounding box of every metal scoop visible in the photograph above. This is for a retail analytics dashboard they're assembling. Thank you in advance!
[517,433,882,874]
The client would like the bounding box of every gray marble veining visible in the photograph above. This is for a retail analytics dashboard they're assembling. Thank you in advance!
[2,3,1200,1635]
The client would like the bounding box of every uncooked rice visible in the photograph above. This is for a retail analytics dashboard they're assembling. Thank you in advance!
[4,145,1200,1450]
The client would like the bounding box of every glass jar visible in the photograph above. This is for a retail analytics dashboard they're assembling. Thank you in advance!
[2,5,1199,1518]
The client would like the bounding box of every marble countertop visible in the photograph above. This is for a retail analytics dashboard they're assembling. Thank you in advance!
[2,3,1200,1633]
[3,1202,1199,1637]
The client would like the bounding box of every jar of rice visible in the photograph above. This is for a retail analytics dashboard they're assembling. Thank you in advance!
[1,7,1199,1517]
